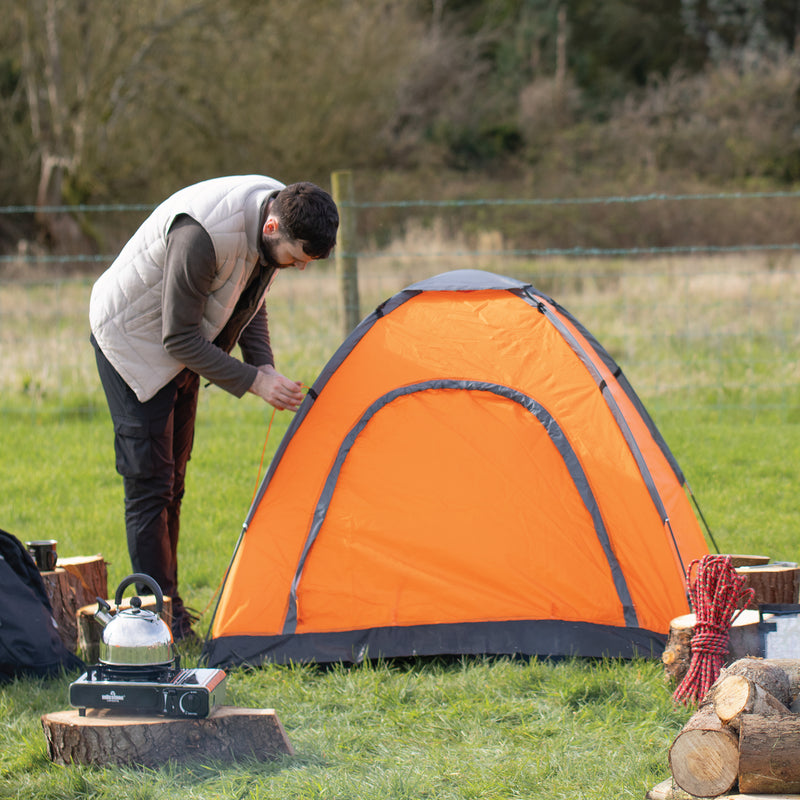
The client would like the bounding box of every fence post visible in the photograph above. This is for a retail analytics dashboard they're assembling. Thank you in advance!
[331,170,360,337]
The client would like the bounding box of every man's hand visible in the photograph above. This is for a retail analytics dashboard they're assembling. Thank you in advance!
[248,364,304,411]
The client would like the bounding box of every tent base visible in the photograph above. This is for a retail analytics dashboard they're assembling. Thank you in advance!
[202,619,667,668]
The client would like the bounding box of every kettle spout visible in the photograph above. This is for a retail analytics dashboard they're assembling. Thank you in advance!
[94,597,114,628]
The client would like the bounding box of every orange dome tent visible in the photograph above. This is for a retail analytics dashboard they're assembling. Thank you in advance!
[202,270,709,667]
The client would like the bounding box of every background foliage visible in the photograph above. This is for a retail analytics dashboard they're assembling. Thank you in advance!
[3,0,800,259]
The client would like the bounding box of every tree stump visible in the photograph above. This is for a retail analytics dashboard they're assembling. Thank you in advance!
[662,610,763,684]
[737,564,800,605]
[41,706,294,767]
[661,614,694,683]
[39,556,108,653]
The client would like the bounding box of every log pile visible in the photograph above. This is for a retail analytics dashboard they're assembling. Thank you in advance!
[663,658,800,798]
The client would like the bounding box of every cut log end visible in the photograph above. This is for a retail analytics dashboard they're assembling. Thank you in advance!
[712,673,752,723]
[722,658,791,707]
[668,727,739,797]
[668,704,740,797]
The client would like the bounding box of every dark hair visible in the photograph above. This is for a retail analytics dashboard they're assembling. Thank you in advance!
[272,182,339,259]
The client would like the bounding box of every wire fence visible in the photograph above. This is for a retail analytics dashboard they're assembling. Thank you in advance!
[2,189,800,421]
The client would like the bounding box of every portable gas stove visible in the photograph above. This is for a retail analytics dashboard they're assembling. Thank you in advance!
[69,661,227,718]
[70,572,227,718]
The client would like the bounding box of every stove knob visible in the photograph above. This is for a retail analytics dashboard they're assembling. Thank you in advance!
[179,691,201,715]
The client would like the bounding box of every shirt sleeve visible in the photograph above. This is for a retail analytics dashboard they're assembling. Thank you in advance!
[238,304,274,368]
[161,214,258,397]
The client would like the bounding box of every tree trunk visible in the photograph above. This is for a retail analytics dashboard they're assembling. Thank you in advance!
[668,705,739,797]
[738,714,800,794]
[41,706,294,767]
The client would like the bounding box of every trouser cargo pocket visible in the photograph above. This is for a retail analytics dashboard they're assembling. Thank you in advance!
[113,418,154,478]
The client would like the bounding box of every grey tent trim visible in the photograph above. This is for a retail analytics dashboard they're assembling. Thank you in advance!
[281,378,638,635]
[520,288,689,579]
[518,286,687,484]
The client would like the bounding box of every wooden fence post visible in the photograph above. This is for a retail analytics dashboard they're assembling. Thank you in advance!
[331,170,360,337]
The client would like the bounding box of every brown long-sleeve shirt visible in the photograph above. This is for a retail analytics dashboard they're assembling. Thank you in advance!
[161,214,275,397]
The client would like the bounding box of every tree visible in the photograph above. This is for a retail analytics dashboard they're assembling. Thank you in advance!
[8,0,238,249]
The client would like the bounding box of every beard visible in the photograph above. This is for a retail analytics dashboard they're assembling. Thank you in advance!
[260,237,281,269]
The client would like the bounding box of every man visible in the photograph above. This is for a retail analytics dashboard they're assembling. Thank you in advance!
[89,175,339,641]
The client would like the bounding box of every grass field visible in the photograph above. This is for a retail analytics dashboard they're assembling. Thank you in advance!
[1,255,800,798]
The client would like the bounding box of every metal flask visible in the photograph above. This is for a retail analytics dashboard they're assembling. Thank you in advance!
[94,573,175,667]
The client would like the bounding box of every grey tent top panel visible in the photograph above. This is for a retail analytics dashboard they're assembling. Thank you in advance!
[405,269,530,293]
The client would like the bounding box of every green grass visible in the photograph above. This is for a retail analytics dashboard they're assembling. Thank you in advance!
[2,258,800,798]
[0,657,688,800]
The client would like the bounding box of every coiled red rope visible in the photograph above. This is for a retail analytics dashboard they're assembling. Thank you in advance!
[672,554,755,705]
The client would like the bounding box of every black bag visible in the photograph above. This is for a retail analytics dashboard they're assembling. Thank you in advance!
[0,528,84,681]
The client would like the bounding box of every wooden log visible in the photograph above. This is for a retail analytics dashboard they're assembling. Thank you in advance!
[736,564,800,605]
[723,657,792,707]
[753,658,800,705]
[668,704,739,797]
[644,779,676,800]
[41,706,293,767]
[39,569,76,650]
[662,610,764,684]
[662,615,694,683]
[58,555,108,604]
[710,673,791,730]
[739,714,800,794]
[77,596,173,664]
[39,556,108,653]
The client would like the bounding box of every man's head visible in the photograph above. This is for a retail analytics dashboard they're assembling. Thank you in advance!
[262,182,339,269]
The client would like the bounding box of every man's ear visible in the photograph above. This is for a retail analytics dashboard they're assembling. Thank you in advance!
[263,215,280,235]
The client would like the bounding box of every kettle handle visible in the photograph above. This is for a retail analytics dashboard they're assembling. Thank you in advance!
[114,573,164,613]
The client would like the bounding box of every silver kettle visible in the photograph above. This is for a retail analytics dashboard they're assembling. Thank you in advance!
[94,573,175,667]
